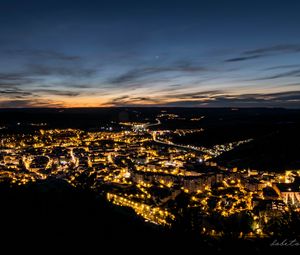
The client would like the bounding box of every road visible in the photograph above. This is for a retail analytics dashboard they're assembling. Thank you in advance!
[151,130,204,153]
[145,118,161,128]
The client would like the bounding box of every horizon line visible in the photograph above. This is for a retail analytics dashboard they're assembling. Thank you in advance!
[0,106,299,110]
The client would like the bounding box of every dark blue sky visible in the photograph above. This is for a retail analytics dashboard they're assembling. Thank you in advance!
[0,0,300,107]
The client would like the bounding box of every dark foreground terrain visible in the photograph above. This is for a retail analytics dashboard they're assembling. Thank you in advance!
[0,179,297,255]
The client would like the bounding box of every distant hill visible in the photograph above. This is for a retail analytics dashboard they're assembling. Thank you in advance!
[215,123,300,171]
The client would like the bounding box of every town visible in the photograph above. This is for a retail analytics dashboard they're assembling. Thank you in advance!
[0,112,299,239]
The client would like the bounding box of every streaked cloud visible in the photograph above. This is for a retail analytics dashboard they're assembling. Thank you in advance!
[250,68,300,81]
[225,44,300,62]
[225,55,262,62]
[0,99,64,108]
[244,44,300,55]
[109,65,207,85]
[4,49,81,62]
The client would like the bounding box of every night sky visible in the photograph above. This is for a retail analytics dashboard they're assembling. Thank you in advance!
[1,0,300,108]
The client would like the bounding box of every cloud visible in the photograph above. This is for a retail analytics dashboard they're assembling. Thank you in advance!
[225,44,300,62]
[171,90,227,99]
[1,89,300,108]
[105,90,300,108]
[106,90,226,107]
[0,99,64,108]
[265,90,300,101]
[34,89,81,97]
[0,49,97,91]
[250,68,300,81]
[107,95,130,104]
[167,91,300,108]
[109,64,207,84]
[0,64,97,94]
[0,72,37,88]
[0,87,82,102]
[104,94,164,106]
[263,64,300,71]
[27,64,96,78]
[131,97,153,101]
[225,55,262,62]
[244,44,300,55]
[0,88,33,98]
[5,49,81,62]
